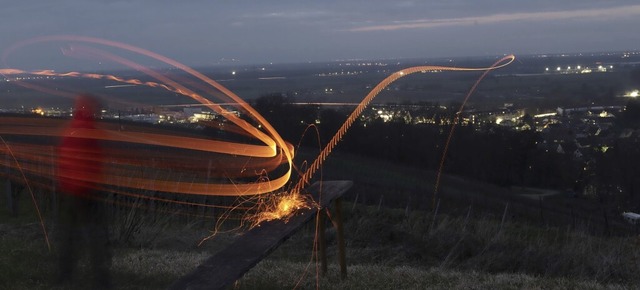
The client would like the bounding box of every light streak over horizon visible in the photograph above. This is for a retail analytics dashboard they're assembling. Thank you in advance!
[1,36,514,237]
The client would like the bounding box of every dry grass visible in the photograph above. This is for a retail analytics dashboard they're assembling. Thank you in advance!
[2,177,640,289]
[237,260,628,290]
[339,204,640,285]
[0,223,226,289]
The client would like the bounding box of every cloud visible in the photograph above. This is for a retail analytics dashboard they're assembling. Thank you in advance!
[244,10,331,20]
[348,4,640,32]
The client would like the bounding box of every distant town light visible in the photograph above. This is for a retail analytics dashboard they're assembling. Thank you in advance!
[534,112,556,118]
[556,67,561,71]
[231,71,236,75]
[625,90,640,98]
[32,107,44,116]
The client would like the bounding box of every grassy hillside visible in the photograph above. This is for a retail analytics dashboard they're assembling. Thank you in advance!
[1,149,639,289]
[2,202,637,289]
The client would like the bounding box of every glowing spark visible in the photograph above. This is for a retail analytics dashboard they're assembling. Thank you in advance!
[249,193,313,227]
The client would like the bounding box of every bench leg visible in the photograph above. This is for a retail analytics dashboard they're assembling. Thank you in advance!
[334,198,347,279]
[317,209,327,275]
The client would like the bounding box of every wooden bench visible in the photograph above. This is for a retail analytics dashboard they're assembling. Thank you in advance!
[169,180,352,290]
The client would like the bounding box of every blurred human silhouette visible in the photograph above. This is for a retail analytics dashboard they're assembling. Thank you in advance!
[55,94,111,288]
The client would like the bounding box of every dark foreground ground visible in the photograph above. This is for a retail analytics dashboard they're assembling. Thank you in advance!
[2,150,639,289]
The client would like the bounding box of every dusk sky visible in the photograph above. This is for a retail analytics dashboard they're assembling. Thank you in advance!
[2,1,639,70]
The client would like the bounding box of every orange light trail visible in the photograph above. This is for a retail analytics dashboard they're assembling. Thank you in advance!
[432,56,514,209]
[291,55,515,195]
[2,35,293,197]
[1,36,514,232]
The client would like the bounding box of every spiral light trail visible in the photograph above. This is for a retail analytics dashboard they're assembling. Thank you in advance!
[1,36,514,229]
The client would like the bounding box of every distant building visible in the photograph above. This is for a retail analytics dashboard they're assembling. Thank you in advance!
[556,106,623,117]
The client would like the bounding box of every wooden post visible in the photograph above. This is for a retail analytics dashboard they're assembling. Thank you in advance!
[201,160,213,222]
[538,196,544,225]
[429,198,441,234]
[4,180,11,213]
[50,146,58,220]
[603,209,610,236]
[317,210,327,275]
[405,196,411,217]
[4,154,11,213]
[351,193,358,212]
[334,197,347,280]
[499,202,509,233]
[462,205,472,232]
